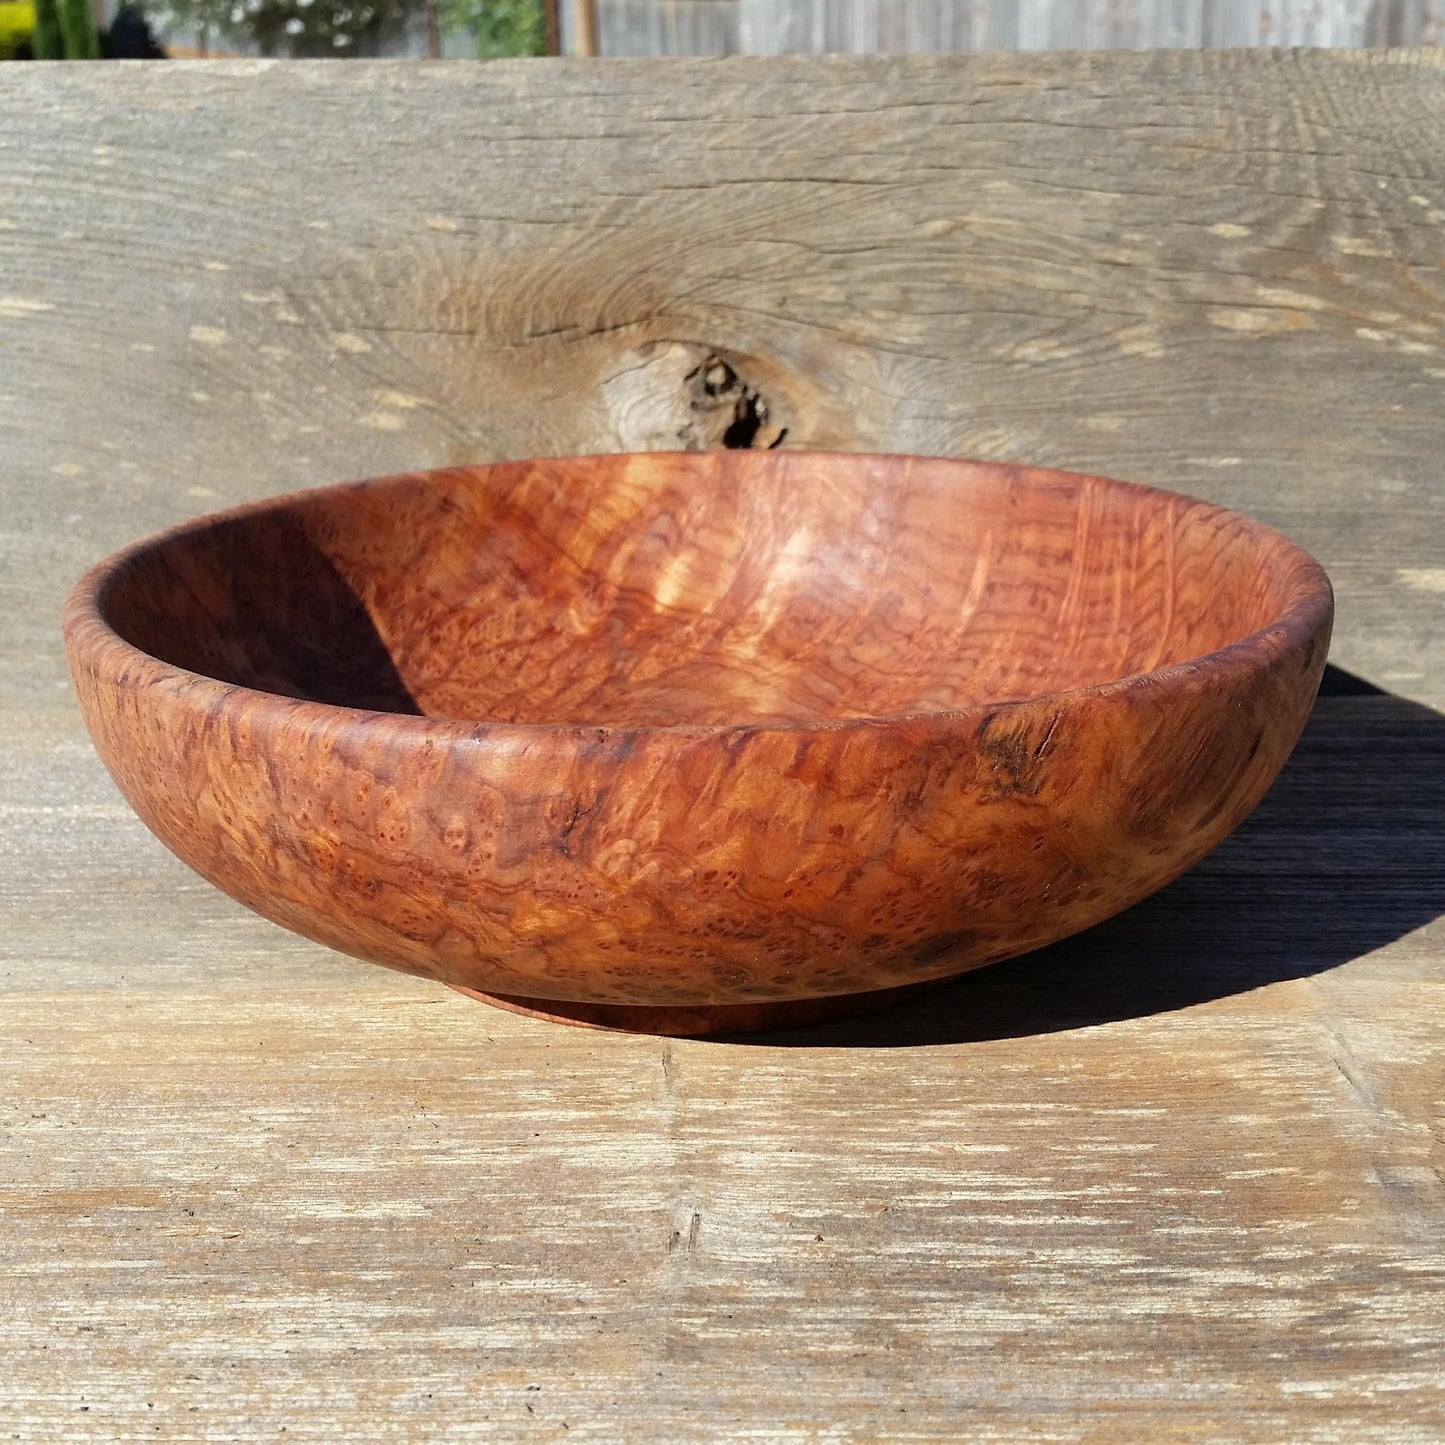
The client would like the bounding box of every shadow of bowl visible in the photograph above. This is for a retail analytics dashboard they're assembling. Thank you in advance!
[740,666,1444,1047]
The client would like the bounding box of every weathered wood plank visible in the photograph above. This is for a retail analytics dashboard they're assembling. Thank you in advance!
[1,52,1443,1441]
[3,979,1443,1442]
[2,692,1443,1440]
[2,51,1443,712]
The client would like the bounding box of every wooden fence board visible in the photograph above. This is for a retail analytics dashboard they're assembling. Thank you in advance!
[561,0,1439,54]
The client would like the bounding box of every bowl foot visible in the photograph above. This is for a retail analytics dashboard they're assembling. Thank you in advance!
[446,979,950,1037]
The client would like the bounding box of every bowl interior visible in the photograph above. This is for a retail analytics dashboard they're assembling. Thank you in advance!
[98,452,1308,728]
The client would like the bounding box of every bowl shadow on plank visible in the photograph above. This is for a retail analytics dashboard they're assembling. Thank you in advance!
[730,666,1445,1048]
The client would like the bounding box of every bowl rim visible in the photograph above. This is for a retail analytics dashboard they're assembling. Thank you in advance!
[61,450,1335,741]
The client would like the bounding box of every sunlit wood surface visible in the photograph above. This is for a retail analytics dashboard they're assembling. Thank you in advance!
[1,52,1442,1442]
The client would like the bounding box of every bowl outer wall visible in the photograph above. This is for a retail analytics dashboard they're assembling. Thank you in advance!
[61,459,1334,1009]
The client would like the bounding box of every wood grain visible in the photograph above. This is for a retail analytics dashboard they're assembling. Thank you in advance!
[1,51,1442,711]
[2,50,1443,1442]
[63,453,1329,1029]
[1,693,1442,1441]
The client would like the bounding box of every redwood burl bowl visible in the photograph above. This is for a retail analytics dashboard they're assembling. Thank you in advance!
[62,452,1332,1036]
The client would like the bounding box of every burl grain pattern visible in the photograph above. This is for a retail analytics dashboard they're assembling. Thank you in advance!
[62,452,1332,1034]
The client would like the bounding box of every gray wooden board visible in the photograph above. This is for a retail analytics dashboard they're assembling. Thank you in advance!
[2,51,1444,710]
[1,50,1443,1442]
[1,696,1443,1440]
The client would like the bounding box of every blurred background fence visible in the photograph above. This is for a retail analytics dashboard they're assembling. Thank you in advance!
[561,0,1442,56]
[5,0,1440,69]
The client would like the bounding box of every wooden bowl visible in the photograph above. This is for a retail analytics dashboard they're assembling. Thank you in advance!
[63,452,1332,1036]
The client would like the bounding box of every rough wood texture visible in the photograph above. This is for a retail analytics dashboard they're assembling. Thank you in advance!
[2,51,1442,708]
[2,690,1443,1441]
[63,453,1330,1030]
[2,50,1443,1441]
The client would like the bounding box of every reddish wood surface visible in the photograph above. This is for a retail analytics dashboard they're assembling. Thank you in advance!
[61,452,1332,1033]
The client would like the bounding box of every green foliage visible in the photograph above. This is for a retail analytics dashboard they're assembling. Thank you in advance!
[253,0,411,54]
[31,0,60,54]
[154,0,411,54]
[440,0,545,58]
[55,0,98,54]
[0,0,38,57]
[145,0,226,48]
[150,0,545,56]
[21,0,97,55]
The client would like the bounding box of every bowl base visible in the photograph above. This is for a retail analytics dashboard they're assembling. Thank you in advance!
[446,978,950,1037]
